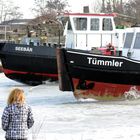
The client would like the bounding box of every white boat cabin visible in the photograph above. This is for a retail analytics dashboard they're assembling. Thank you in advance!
[122,27,140,60]
[64,13,124,51]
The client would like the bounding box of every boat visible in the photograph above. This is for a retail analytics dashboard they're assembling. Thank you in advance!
[56,12,140,100]
[0,37,59,85]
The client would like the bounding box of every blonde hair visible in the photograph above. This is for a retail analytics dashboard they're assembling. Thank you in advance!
[7,88,25,105]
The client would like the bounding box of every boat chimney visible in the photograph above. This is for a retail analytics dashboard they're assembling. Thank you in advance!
[83,6,89,13]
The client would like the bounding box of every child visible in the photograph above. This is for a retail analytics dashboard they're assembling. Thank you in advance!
[1,88,34,140]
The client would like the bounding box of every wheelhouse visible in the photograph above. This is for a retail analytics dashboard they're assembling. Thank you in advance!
[64,13,124,51]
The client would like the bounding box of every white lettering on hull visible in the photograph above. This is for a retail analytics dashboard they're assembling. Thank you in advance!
[15,46,33,52]
[87,57,123,67]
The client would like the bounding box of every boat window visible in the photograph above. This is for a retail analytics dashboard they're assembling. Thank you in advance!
[102,18,113,31]
[73,18,87,30]
[123,33,134,48]
[90,18,99,31]
[134,33,140,49]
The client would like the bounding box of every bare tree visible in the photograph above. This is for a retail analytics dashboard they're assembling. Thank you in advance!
[101,0,106,12]
[0,0,23,23]
[33,0,47,16]
[126,0,140,23]
[96,0,125,14]
[90,1,102,13]
[33,0,68,18]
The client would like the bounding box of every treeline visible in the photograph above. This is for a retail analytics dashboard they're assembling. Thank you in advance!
[33,0,140,24]
[1,0,140,27]
[1,0,140,22]
[99,0,140,22]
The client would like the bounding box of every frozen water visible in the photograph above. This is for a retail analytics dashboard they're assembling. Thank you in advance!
[0,73,140,140]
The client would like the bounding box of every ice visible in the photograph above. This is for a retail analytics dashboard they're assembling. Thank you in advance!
[0,73,140,140]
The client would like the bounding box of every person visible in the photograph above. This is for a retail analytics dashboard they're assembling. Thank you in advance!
[1,88,34,140]
[106,43,114,51]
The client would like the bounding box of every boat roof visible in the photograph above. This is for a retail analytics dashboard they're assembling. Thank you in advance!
[63,12,117,17]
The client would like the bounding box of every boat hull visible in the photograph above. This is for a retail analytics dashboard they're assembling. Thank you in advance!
[72,78,140,100]
[0,43,58,85]
[57,48,140,100]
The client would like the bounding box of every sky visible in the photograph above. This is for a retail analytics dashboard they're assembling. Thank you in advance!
[11,0,94,19]
[12,0,35,18]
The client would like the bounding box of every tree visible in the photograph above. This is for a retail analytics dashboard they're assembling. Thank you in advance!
[91,0,137,26]
[100,0,124,13]
[0,0,23,23]
[33,0,68,18]
[32,0,68,35]
[126,0,140,23]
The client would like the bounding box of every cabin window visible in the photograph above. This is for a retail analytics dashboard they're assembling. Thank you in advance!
[134,33,140,49]
[123,33,134,48]
[102,18,113,31]
[90,18,99,31]
[73,18,87,30]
